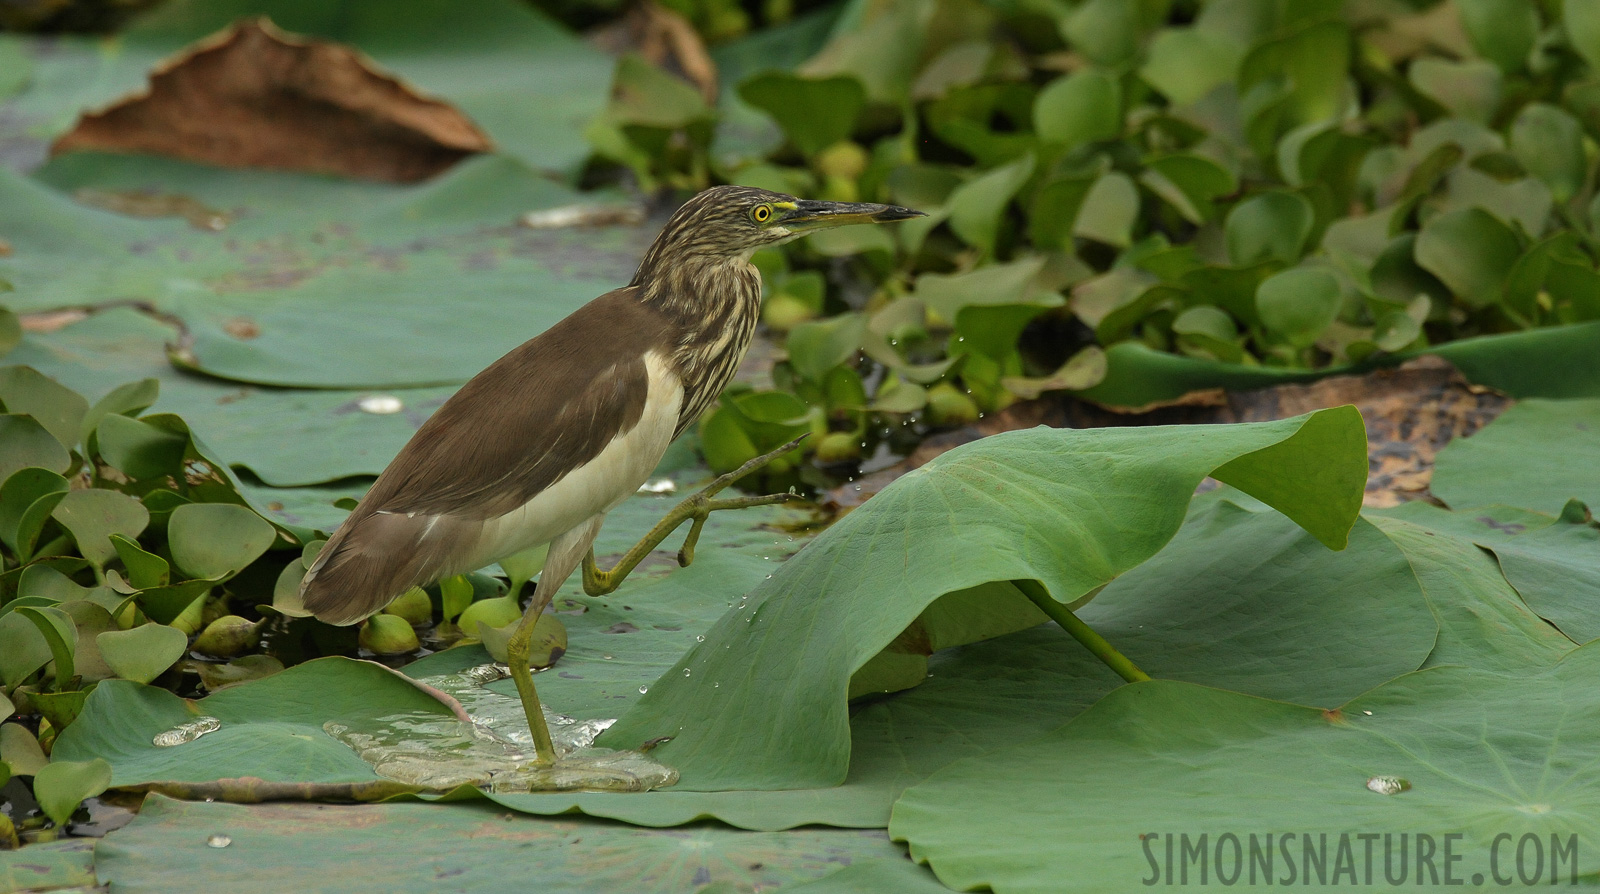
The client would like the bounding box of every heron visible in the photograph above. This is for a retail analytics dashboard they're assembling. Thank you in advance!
[299,186,923,765]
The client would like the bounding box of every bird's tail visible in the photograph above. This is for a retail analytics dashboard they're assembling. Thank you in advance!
[299,510,467,626]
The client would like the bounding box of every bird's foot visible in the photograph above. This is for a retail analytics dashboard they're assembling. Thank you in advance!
[582,436,806,596]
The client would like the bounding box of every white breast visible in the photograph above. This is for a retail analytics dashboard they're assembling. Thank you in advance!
[469,352,683,568]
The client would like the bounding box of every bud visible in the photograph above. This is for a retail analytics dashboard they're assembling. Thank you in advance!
[814,141,869,181]
[359,614,419,656]
[926,383,981,427]
[458,595,523,632]
[763,294,816,330]
[814,431,863,463]
[383,586,434,626]
[193,615,260,658]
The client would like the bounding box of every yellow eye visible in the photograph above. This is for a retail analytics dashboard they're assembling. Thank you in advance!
[752,204,772,223]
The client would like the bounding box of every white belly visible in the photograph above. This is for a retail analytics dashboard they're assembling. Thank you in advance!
[469,353,682,567]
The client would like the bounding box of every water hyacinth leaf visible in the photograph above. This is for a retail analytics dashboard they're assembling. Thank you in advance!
[1027,175,1096,249]
[786,313,866,382]
[0,722,48,776]
[1072,172,1139,248]
[1255,267,1341,348]
[1566,0,1600,70]
[62,600,117,682]
[1001,346,1107,399]
[52,488,150,569]
[1224,191,1313,266]
[0,366,88,449]
[1511,103,1586,202]
[601,409,1365,789]
[96,413,188,481]
[1442,168,1553,238]
[32,758,113,827]
[1457,0,1540,72]
[1140,27,1241,106]
[892,647,1600,893]
[0,466,68,555]
[16,565,88,605]
[1409,58,1502,124]
[1431,398,1600,513]
[0,611,53,688]
[1033,71,1120,150]
[916,257,1048,328]
[98,624,189,685]
[111,534,170,590]
[947,153,1035,256]
[166,503,277,581]
[1061,0,1145,67]
[0,414,71,483]
[16,606,78,690]
[79,376,160,446]
[737,73,865,158]
[1140,154,1236,224]
[1414,207,1521,309]
[1171,305,1242,363]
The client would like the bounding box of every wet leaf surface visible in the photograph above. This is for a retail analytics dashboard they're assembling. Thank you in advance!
[96,794,908,894]
[1431,398,1600,514]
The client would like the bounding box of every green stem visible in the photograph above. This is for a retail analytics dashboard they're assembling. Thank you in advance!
[1014,579,1151,684]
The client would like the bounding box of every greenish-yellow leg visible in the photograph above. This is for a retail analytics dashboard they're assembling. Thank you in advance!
[582,436,805,596]
[503,604,558,764]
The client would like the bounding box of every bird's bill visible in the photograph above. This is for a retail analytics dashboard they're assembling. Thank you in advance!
[777,199,926,231]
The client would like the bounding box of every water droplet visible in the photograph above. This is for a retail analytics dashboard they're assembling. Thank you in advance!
[682,668,692,677]
[695,635,705,643]
[712,682,719,689]
[1366,776,1410,795]
[638,685,649,694]
[153,716,222,747]
[637,478,677,496]
[206,834,232,848]
[602,654,614,660]
[1362,710,1373,715]
[358,395,404,414]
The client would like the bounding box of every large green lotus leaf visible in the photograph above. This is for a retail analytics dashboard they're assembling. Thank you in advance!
[2,153,642,388]
[1431,399,1600,514]
[1378,501,1600,646]
[772,859,955,893]
[892,644,1600,893]
[0,839,96,893]
[95,795,909,894]
[473,626,1121,831]
[600,409,1366,790]
[6,307,458,486]
[1080,324,1600,408]
[1,0,610,179]
[1077,503,1433,706]
[50,657,456,787]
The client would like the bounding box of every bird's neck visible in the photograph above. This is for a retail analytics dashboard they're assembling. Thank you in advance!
[633,254,763,432]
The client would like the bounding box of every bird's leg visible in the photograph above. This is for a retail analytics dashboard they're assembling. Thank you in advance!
[502,608,558,765]
[583,436,806,596]
[503,518,603,765]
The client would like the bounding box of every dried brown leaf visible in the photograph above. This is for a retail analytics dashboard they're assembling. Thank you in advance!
[588,1,718,104]
[53,18,492,183]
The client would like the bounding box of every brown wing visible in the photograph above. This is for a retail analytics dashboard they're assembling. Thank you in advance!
[299,287,668,624]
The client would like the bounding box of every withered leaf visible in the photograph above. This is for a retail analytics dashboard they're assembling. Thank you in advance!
[53,17,492,183]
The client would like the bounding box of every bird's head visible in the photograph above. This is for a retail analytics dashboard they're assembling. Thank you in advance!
[638,186,925,273]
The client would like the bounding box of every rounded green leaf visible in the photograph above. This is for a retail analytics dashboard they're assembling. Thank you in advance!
[1224,192,1314,266]
[0,466,68,555]
[0,611,53,689]
[97,624,189,685]
[1255,267,1342,347]
[0,415,71,484]
[77,377,159,447]
[1141,27,1242,105]
[786,313,867,383]
[167,502,276,581]
[1062,0,1145,67]
[738,73,865,158]
[947,153,1035,256]
[1511,103,1586,202]
[33,757,112,826]
[0,722,47,776]
[52,488,149,569]
[1409,58,1502,123]
[95,413,188,481]
[0,367,88,450]
[1566,0,1600,70]
[1140,154,1236,224]
[1072,172,1139,248]
[1415,207,1523,308]
[1458,0,1539,72]
[16,606,78,690]
[1033,71,1121,149]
